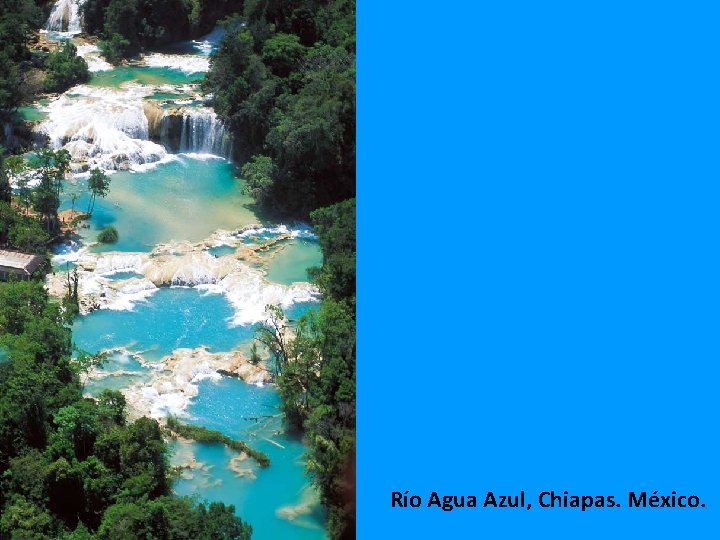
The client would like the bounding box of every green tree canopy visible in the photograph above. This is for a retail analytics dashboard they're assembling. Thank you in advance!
[86,168,111,216]
[44,42,90,93]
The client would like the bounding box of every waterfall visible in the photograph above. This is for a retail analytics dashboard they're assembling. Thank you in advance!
[38,86,168,171]
[159,108,232,158]
[45,0,86,34]
[179,109,232,157]
[37,88,233,171]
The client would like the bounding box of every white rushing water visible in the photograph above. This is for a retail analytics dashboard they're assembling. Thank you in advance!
[45,0,86,34]
[36,84,232,169]
[236,224,319,240]
[49,239,320,318]
[141,53,210,74]
[191,27,225,56]
[178,108,231,157]
[158,107,232,158]
[38,85,170,171]
[76,44,113,72]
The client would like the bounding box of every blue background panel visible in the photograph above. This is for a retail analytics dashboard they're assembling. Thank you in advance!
[358,2,720,538]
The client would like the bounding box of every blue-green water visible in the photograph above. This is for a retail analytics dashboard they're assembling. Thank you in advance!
[148,91,184,101]
[88,66,203,88]
[73,288,255,362]
[266,240,323,285]
[74,290,326,539]
[83,351,150,396]
[208,245,237,258]
[60,157,256,251]
[173,378,326,540]
[75,294,318,365]
[84,372,147,395]
[284,302,320,323]
[17,106,47,122]
[104,271,145,280]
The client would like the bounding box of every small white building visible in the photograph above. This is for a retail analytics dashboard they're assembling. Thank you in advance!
[0,250,46,281]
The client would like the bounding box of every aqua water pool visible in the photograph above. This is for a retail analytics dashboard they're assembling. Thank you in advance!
[60,156,256,251]
[172,377,326,540]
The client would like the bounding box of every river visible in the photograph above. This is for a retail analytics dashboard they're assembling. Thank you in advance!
[35,5,327,539]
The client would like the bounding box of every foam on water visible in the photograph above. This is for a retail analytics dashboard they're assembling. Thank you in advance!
[192,40,214,55]
[154,26,224,56]
[105,280,158,311]
[71,288,258,361]
[76,44,113,72]
[237,224,318,242]
[9,167,42,190]
[94,253,145,274]
[220,268,320,327]
[52,240,84,267]
[121,345,271,420]
[141,53,210,74]
[178,152,224,160]
[38,85,168,171]
[49,244,320,324]
[191,27,224,55]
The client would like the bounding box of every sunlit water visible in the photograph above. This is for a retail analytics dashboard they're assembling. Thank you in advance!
[60,156,256,251]
[265,240,323,285]
[172,378,326,540]
[73,287,256,361]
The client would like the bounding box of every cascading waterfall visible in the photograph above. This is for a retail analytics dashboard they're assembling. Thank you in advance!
[45,0,86,34]
[158,108,232,158]
[37,89,232,171]
[179,109,230,156]
[38,86,168,171]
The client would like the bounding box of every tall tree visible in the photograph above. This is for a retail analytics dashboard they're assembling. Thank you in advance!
[6,155,30,213]
[31,149,70,233]
[86,168,111,216]
[255,304,292,377]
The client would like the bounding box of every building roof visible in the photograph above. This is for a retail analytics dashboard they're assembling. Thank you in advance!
[0,250,46,276]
